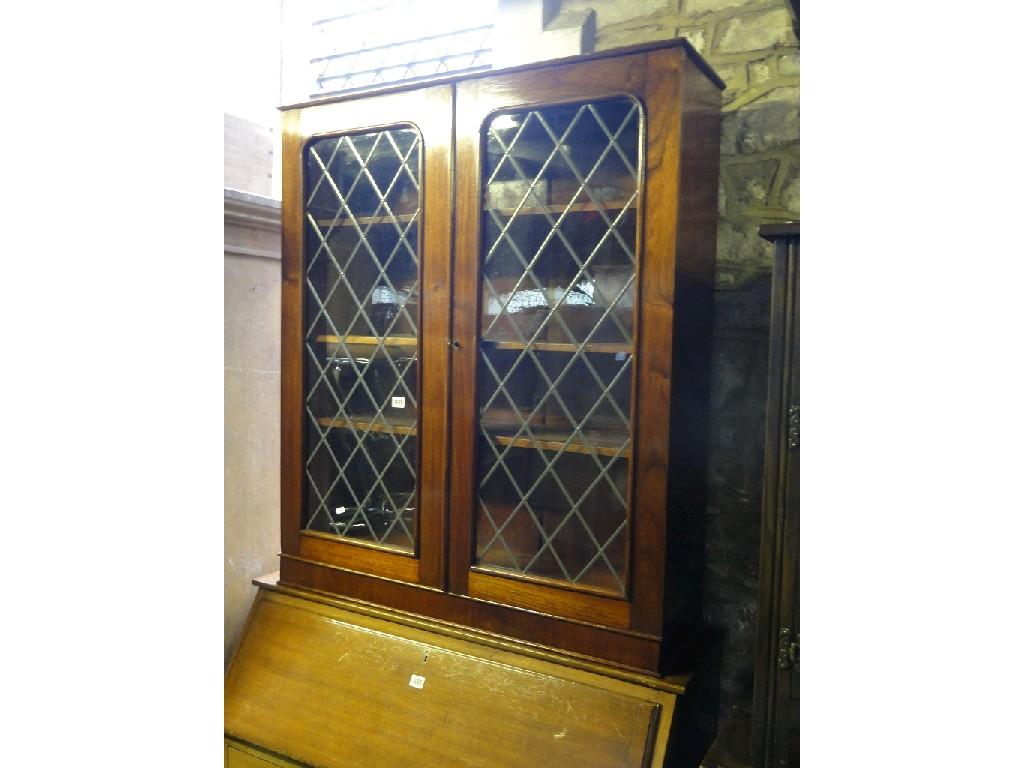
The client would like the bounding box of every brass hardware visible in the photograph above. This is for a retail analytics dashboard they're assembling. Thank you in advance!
[778,627,799,670]
[787,405,799,449]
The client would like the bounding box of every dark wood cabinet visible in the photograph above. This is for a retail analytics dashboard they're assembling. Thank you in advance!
[277,39,724,675]
[751,223,800,766]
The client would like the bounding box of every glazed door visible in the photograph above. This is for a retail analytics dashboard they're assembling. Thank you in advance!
[280,85,453,588]
[449,50,685,630]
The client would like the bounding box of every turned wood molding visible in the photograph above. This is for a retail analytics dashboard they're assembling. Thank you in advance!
[224,188,282,261]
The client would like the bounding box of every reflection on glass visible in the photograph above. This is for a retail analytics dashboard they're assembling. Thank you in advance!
[301,126,422,553]
[473,97,641,594]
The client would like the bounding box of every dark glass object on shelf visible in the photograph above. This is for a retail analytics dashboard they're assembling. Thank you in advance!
[301,124,422,553]
[316,483,416,551]
[327,356,373,416]
[472,97,640,593]
[370,356,418,419]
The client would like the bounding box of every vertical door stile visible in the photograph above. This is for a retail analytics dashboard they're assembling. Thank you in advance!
[448,78,485,595]
[416,84,456,588]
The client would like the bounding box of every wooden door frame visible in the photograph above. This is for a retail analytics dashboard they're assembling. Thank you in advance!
[279,84,455,590]
[447,49,689,635]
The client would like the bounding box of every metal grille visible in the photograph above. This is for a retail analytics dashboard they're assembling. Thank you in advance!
[474,98,642,593]
[302,126,422,552]
[308,2,494,99]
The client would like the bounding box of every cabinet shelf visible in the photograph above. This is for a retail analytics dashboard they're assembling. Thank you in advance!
[316,334,418,348]
[316,416,626,458]
[481,424,631,459]
[484,199,636,218]
[317,416,417,436]
[313,211,419,228]
[482,339,631,354]
[319,335,628,355]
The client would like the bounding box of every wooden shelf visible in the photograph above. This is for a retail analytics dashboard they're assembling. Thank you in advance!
[313,210,419,228]
[481,423,630,459]
[317,334,418,348]
[316,416,626,457]
[484,199,636,218]
[314,200,633,228]
[483,339,631,354]
[318,416,417,436]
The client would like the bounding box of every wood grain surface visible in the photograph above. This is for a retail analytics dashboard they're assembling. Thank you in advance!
[226,590,677,767]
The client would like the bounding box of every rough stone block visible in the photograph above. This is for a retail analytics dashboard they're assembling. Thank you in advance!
[779,50,800,76]
[720,86,799,154]
[715,7,796,53]
[747,56,773,85]
[713,271,772,331]
[724,158,780,210]
[715,219,774,283]
[548,8,595,32]
[565,0,675,27]
[676,26,708,55]
[596,23,675,49]
[711,61,748,92]
[708,339,769,424]
[684,0,765,18]
[779,161,799,215]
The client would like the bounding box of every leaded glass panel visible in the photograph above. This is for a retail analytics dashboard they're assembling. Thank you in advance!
[473,98,641,594]
[302,125,422,553]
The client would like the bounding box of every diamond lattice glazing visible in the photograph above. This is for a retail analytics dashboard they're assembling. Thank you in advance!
[301,126,422,552]
[473,98,641,593]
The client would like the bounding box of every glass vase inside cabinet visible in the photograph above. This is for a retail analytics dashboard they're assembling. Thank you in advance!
[473,97,641,595]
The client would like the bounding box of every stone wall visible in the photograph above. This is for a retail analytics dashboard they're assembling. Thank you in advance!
[561,0,799,726]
